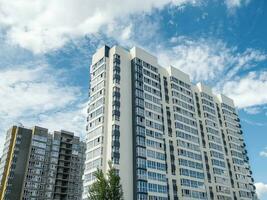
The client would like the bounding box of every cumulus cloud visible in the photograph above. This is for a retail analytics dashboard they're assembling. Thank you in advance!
[260,151,267,157]
[222,71,267,108]
[157,37,266,82]
[0,66,79,117]
[259,147,267,157]
[242,119,267,127]
[255,182,267,199]
[0,0,201,53]
[158,38,231,81]
[224,0,250,10]
[243,106,263,114]
[224,48,267,81]
[0,63,86,153]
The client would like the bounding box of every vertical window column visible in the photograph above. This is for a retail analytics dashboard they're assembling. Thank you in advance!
[132,58,148,200]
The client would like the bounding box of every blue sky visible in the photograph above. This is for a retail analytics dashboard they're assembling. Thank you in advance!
[0,0,267,198]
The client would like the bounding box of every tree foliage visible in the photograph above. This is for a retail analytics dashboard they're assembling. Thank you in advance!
[88,162,123,200]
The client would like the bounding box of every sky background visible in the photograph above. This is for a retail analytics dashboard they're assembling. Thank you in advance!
[0,0,267,198]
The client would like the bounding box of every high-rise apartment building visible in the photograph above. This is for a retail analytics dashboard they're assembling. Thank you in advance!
[83,45,257,200]
[0,125,85,200]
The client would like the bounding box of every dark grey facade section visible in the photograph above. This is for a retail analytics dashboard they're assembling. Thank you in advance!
[104,45,110,57]
[53,130,86,200]
[4,127,32,200]
[131,57,147,200]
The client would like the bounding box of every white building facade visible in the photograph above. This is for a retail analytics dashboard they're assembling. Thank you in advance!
[83,45,257,200]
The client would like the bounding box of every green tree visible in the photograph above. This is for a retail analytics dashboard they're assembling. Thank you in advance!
[88,161,123,200]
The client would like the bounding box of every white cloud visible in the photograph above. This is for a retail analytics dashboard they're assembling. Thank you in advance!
[244,106,262,114]
[260,151,267,157]
[0,63,86,153]
[121,25,133,41]
[259,147,267,157]
[222,71,267,108]
[0,65,80,118]
[156,37,266,82]
[224,0,250,10]
[157,38,231,81]
[255,182,267,199]
[243,119,267,127]
[224,48,267,81]
[244,105,267,115]
[0,0,201,53]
